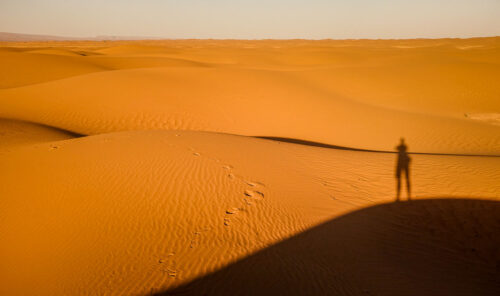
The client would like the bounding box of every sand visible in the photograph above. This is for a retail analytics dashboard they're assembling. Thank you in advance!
[0,38,499,296]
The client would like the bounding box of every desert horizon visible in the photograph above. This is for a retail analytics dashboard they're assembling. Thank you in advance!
[1,1,500,294]
[2,31,500,42]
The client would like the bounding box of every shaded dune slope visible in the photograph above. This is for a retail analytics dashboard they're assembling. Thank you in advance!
[0,118,78,149]
[164,199,500,296]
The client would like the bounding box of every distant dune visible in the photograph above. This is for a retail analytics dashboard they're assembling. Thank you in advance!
[0,32,160,42]
[0,32,83,42]
[0,38,499,295]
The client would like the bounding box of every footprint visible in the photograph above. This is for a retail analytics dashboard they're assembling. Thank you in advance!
[222,165,233,170]
[158,253,177,277]
[167,269,177,278]
[226,207,239,215]
[193,152,200,156]
[255,191,265,198]
[190,232,200,248]
[189,228,212,248]
[244,190,265,200]
[158,253,175,263]
[227,173,235,180]
[243,198,253,206]
[49,145,59,150]
[224,207,240,226]
[245,181,265,188]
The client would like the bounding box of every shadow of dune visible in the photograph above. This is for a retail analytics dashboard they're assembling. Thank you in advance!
[0,117,84,138]
[256,136,500,157]
[159,198,500,296]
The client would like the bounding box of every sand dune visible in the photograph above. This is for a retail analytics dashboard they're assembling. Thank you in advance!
[1,131,499,295]
[1,66,499,154]
[1,39,499,154]
[0,49,109,88]
[0,38,499,295]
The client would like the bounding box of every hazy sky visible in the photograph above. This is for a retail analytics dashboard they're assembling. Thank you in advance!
[1,0,499,39]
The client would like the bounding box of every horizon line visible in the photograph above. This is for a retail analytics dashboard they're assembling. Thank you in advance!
[1,31,500,42]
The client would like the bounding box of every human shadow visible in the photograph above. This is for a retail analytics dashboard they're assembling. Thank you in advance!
[159,198,500,296]
[396,138,411,201]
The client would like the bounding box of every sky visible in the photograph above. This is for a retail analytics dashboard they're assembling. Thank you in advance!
[0,0,499,39]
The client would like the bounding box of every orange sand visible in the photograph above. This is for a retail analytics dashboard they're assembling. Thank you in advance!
[0,38,499,295]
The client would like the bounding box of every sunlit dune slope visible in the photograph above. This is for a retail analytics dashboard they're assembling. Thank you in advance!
[0,130,499,296]
[0,49,109,89]
[1,38,499,154]
[0,46,213,89]
[94,44,181,56]
[0,67,499,154]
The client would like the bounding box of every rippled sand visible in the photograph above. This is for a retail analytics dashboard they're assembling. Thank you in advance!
[1,38,499,295]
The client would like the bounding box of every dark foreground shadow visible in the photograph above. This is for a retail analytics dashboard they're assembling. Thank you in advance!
[159,199,500,296]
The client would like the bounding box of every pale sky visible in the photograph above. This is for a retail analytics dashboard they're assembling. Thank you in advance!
[0,0,499,39]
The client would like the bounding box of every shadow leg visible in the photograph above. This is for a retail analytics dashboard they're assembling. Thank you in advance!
[406,167,411,200]
[396,176,401,201]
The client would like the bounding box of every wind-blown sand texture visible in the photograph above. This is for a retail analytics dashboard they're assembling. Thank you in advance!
[1,38,499,296]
